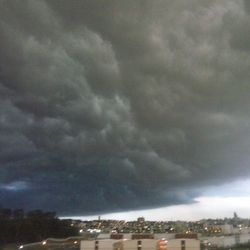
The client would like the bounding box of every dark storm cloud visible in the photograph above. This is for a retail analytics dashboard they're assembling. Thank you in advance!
[1,0,250,215]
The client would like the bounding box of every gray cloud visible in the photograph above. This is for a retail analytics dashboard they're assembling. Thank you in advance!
[0,0,250,215]
[0,181,29,191]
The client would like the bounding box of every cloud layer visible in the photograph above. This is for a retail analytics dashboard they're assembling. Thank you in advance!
[1,0,250,215]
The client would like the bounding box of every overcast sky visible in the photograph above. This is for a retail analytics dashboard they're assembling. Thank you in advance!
[1,0,250,218]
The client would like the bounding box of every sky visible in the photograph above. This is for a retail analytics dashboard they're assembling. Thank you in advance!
[63,179,250,221]
[1,0,250,219]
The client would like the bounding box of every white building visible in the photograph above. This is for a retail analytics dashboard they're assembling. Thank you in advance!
[203,236,236,248]
[219,224,233,235]
[239,234,250,244]
[154,233,176,240]
[113,239,161,250]
[233,227,250,234]
[81,239,120,250]
[167,238,200,250]
[80,237,200,250]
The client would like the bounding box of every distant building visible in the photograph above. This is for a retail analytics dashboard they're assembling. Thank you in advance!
[137,217,145,224]
[203,235,236,248]
[233,212,238,219]
[239,233,250,244]
[201,233,250,248]
[219,224,233,235]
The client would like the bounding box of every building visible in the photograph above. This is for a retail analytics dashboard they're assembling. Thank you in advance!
[19,233,200,250]
[239,233,250,244]
[202,235,237,248]
[167,238,200,250]
[81,239,120,250]
[19,236,83,250]
[80,234,200,250]
[219,224,233,235]
[113,239,162,250]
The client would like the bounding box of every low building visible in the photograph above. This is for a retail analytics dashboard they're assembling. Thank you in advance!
[203,235,236,248]
[154,233,176,240]
[219,224,233,235]
[113,239,161,250]
[19,237,82,250]
[167,238,200,250]
[204,234,250,248]
[239,234,250,244]
[80,235,200,250]
[81,239,120,250]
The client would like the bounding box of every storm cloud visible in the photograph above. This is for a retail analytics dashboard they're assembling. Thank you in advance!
[1,0,250,215]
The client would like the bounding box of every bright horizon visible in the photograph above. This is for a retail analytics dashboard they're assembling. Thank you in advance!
[61,179,250,221]
[61,196,250,222]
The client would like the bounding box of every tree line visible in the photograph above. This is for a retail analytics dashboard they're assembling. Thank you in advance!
[0,208,79,246]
